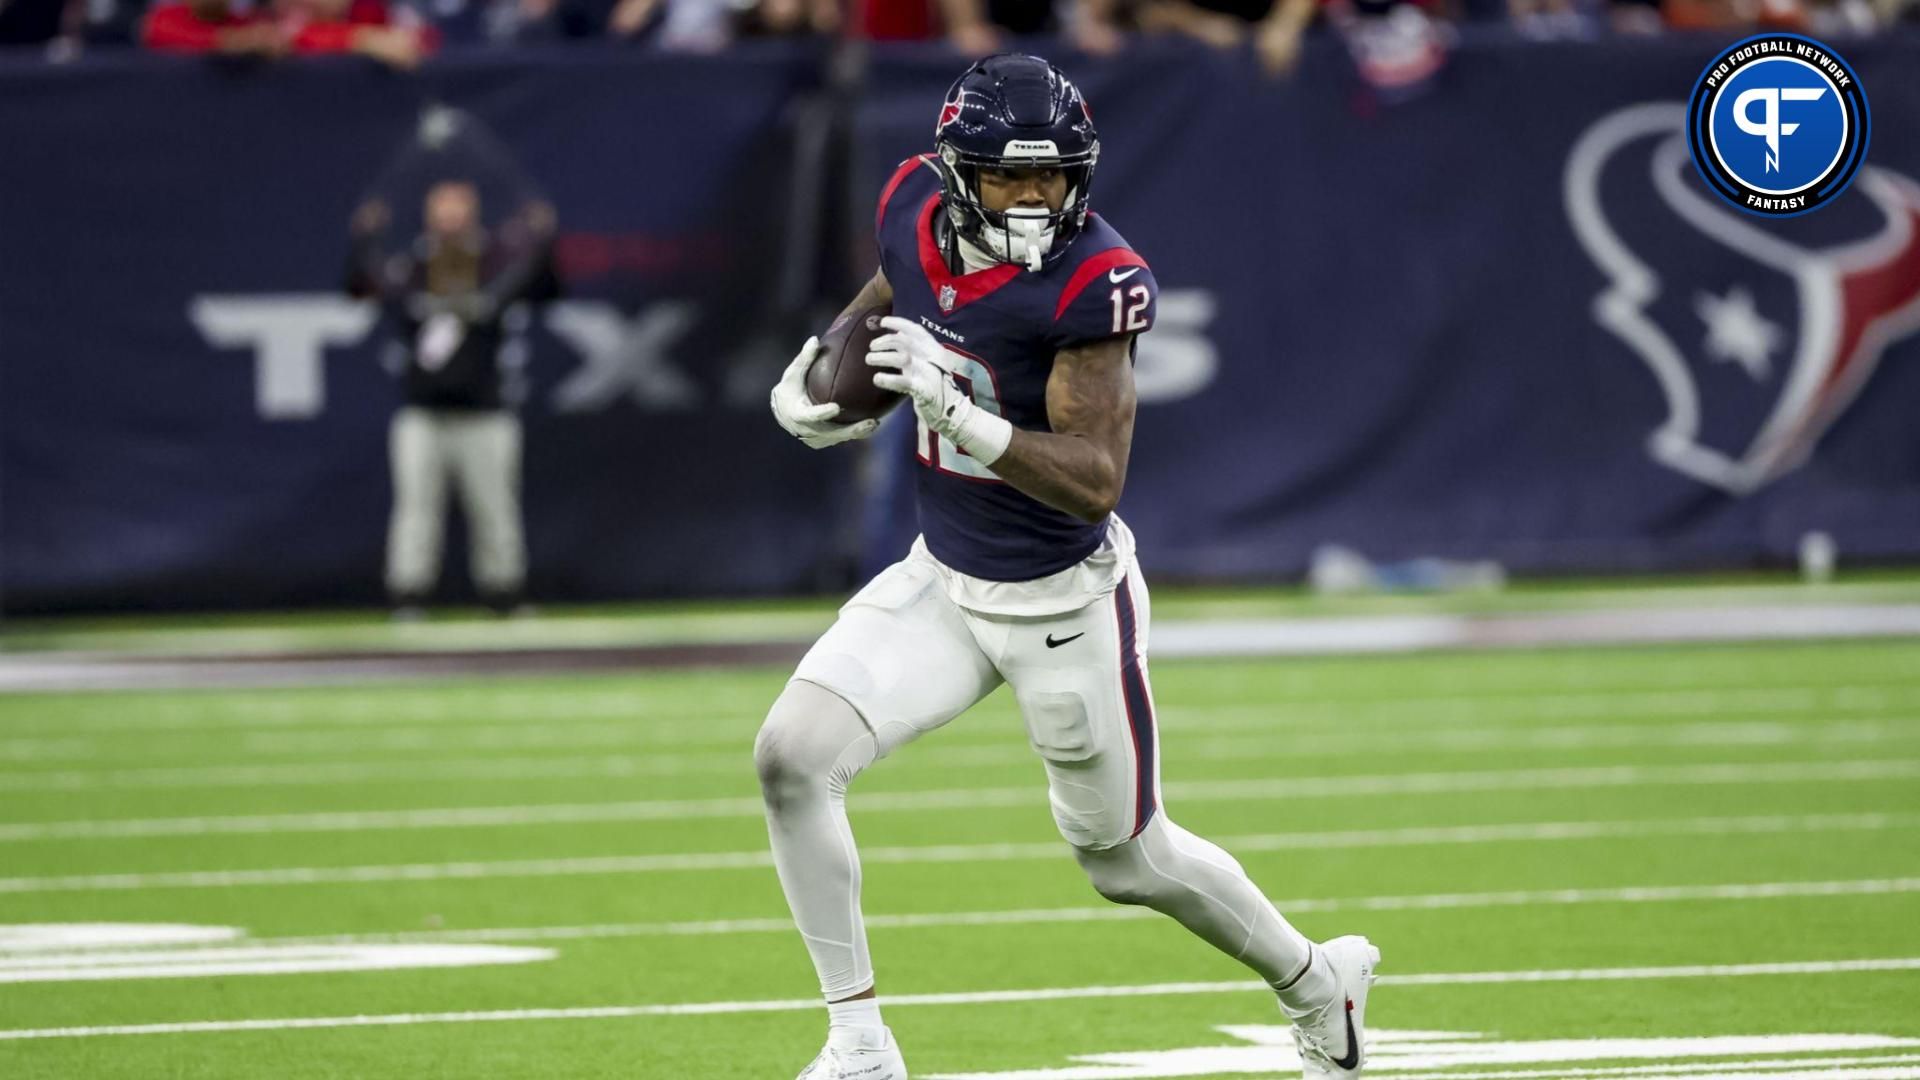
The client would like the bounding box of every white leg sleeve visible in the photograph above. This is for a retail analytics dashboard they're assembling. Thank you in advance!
[755,679,883,999]
[1073,815,1329,1001]
[766,556,1001,1001]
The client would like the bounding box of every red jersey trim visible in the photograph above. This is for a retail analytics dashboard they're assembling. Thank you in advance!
[876,154,937,237]
[1054,248,1150,322]
[916,195,1021,314]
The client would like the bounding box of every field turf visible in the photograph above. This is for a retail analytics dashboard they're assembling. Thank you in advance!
[1,635,1917,1078]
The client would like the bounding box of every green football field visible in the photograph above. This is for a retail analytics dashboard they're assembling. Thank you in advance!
[2,632,1918,1078]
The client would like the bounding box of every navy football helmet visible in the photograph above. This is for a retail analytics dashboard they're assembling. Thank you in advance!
[933,54,1099,272]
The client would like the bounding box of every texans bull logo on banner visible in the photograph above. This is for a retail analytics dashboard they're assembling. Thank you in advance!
[1567,103,1920,495]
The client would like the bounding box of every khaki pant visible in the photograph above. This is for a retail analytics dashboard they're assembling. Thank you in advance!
[385,407,526,598]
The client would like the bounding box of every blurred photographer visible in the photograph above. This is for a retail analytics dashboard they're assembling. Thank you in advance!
[347,180,556,618]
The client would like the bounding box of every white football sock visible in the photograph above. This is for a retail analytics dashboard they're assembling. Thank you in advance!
[1274,942,1339,1014]
[826,995,887,1048]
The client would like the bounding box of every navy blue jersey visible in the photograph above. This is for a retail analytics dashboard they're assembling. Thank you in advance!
[875,155,1159,582]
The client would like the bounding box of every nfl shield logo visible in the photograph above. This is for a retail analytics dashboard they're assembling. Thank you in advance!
[938,284,957,313]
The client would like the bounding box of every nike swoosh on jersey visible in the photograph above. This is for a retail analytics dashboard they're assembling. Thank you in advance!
[1045,632,1086,649]
[1108,267,1141,283]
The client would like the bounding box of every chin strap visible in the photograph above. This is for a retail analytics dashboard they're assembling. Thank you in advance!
[935,212,964,276]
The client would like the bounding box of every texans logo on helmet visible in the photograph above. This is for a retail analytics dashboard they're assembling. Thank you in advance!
[1568,103,1920,494]
[936,94,964,135]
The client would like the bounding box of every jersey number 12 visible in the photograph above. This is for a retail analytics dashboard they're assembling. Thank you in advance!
[1110,285,1149,335]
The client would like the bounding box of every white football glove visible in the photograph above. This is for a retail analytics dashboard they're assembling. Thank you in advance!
[770,336,881,450]
[866,316,1013,466]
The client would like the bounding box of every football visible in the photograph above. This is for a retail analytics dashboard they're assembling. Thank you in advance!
[805,303,903,424]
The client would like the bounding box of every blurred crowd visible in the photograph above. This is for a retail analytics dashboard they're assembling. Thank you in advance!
[0,0,1915,71]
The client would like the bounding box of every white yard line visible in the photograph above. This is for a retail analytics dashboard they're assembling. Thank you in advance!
[1157,686,1920,735]
[3,719,1910,793]
[1338,1057,1920,1080]
[3,957,1918,1041]
[6,600,1920,694]
[924,1031,1920,1080]
[227,876,1920,948]
[0,812,1907,893]
[1155,606,1920,657]
[0,695,758,736]
[6,760,1916,841]
[5,684,1913,765]
[0,754,747,793]
[6,685,1919,764]
[0,944,554,984]
[8,681,1920,740]
[0,738,97,763]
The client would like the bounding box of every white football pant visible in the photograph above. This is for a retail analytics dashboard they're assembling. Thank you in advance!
[757,550,1325,1004]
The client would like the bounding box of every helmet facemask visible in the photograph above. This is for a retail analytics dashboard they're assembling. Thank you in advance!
[937,141,1097,272]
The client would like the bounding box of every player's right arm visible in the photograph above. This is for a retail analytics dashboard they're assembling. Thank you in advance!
[770,267,892,450]
[835,267,893,324]
[775,155,918,450]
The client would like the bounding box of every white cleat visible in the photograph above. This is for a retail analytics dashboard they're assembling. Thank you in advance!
[796,1029,909,1080]
[1286,935,1381,1079]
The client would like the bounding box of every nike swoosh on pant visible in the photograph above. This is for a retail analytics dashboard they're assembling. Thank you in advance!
[1331,999,1361,1071]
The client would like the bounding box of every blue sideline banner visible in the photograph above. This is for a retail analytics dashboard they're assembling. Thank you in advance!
[2,36,1919,611]
[855,36,1920,578]
[0,46,849,610]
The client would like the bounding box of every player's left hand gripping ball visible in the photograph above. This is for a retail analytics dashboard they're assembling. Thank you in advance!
[771,337,882,450]
[866,316,1012,466]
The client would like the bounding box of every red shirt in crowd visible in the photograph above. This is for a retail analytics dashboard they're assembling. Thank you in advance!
[142,2,266,50]
[283,0,395,52]
[142,0,431,54]
[853,0,936,39]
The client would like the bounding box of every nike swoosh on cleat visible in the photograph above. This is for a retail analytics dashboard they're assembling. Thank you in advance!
[1045,632,1085,648]
[1331,999,1361,1071]
[1108,267,1140,283]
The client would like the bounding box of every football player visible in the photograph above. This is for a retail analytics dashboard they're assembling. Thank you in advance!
[765,53,1378,1080]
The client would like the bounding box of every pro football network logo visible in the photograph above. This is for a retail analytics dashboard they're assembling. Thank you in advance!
[1686,34,1869,217]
